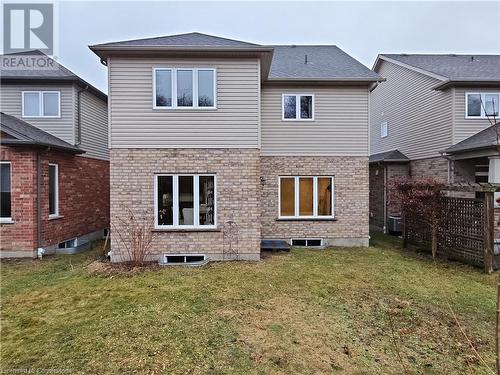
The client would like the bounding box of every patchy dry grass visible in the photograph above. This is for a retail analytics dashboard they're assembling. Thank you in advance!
[0,233,497,374]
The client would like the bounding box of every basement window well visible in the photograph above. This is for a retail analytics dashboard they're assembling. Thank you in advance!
[291,238,323,247]
[159,253,207,266]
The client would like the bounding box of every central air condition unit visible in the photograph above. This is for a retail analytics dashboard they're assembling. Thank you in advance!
[387,216,402,235]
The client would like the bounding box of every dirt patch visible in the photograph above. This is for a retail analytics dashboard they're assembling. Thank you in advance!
[87,260,159,277]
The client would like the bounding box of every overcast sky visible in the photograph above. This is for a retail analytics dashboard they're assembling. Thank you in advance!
[57,1,500,93]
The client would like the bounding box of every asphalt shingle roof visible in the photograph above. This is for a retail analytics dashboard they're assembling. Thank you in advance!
[445,123,500,154]
[369,149,410,163]
[90,32,382,81]
[269,45,381,81]
[94,32,260,47]
[1,50,107,100]
[382,54,500,81]
[0,112,83,153]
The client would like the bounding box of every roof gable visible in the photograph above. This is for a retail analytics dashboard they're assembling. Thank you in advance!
[374,54,500,88]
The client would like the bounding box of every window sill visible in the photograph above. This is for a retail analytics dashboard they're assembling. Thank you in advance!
[276,218,337,222]
[152,228,221,233]
[48,215,64,221]
[0,219,15,224]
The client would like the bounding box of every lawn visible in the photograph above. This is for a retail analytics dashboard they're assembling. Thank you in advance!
[1,233,497,374]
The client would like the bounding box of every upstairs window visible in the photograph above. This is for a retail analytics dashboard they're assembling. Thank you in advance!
[154,68,216,109]
[282,94,314,121]
[1,162,12,222]
[380,121,388,138]
[22,91,60,118]
[279,176,334,219]
[466,92,499,118]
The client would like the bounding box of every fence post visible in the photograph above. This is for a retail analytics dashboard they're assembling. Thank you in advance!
[484,192,494,273]
[402,211,407,249]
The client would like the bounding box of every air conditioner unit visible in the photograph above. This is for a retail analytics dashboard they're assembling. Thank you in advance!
[388,216,402,235]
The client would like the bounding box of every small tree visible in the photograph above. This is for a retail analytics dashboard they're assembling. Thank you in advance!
[111,208,158,266]
[395,177,447,258]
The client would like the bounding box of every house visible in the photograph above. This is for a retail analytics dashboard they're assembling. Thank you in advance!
[0,51,109,258]
[369,54,500,231]
[89,32,382,263]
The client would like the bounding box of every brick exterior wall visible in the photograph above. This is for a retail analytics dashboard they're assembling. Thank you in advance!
[369,164,385,229]
[260,156,369,247]
[410,157,449,182]
[0,146,37,255]
[109,149,261,262]
[0,146,109,257]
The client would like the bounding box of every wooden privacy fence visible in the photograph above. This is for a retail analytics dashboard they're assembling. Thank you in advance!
[403,190,495,273]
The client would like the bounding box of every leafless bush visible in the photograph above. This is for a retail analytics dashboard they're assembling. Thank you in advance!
[111,208,158,266]
[395,177,447,258]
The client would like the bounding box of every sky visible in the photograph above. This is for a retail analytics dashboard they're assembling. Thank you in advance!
[54,1,500,93]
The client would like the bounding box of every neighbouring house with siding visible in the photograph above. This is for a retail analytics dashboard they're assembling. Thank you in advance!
[369,54,500,231]
[89,32,382,263]
[0,51,109,258]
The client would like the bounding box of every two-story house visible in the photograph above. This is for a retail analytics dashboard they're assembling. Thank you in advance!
[369,54,500,231]
[90,32,382,263]
[0,51,109,258]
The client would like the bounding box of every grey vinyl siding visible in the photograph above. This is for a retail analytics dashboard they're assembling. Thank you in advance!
[453,86,500,144]
[79,89,109,160]
[0,83,75,144]
[261,85,369,156]
[370,60,452,160]
[108,57,260,148]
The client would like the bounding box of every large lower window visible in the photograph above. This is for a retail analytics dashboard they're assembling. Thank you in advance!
[1,162,12,222]
[154,68,216,109]
[155,174,216,228]
[282,94,314,120]
[48,163,59,217]
[22,91,60,118]
[466,92,499,118]
[279,176,334,219]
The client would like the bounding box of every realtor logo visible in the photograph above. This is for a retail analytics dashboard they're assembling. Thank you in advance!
[3,3,54,54]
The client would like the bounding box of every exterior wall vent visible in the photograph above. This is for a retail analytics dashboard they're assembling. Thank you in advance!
[291,238,323,247]
[159,253,208,266]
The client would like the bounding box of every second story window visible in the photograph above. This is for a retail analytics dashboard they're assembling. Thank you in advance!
[22,91,60,118]
[154,68,216,109]
[466,92,499,119]
[380,121,388,138]
[282,94,314,121]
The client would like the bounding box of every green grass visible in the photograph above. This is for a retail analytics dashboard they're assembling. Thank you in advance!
[1,233,497,374]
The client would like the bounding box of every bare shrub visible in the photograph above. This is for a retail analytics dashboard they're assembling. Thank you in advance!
[111,208,158,266]
[395,177,447,258]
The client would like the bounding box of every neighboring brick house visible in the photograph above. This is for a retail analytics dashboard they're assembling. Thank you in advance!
[369,54,500,231]
[89,32,382,263]
[0,52,109,258]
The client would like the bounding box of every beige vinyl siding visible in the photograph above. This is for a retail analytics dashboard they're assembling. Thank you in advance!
[108,57,259,148]
[0,83,75,144]
[453,87,500,144]
[370,60,452,159]
[79,90,108,160]
[261,85,369,156]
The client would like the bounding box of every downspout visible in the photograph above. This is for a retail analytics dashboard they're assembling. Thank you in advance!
[36,150,44,258]
[75,85,89,146]
[383,163,388,233]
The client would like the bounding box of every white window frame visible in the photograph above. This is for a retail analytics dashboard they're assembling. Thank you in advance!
[22,91,61,118]
[465,92,500,119]
[0,161,13,223]
[152,68,217,110]
[281,94,315,121]
[278,176,335,219]
[380,121,388,138]
[154,174,217,229]
[48,163,59,218]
